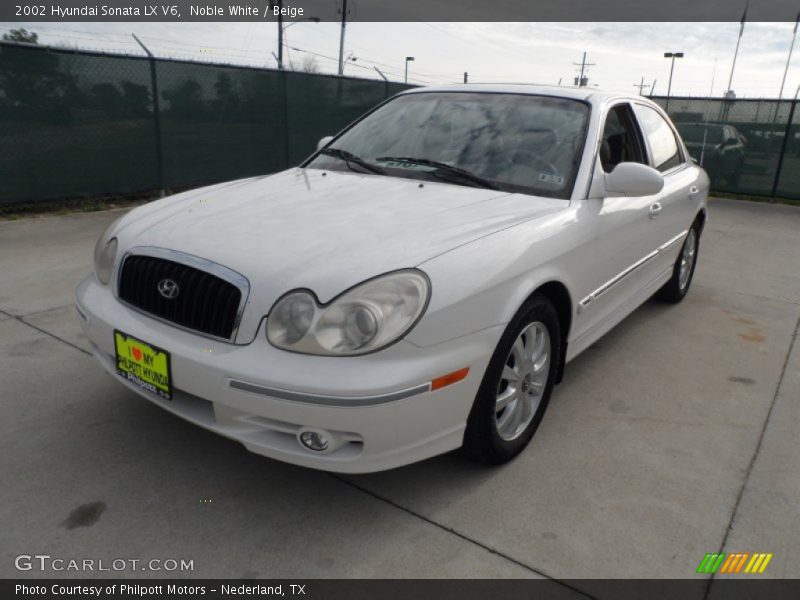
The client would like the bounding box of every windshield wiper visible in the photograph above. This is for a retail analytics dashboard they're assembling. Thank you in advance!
[320,148,386,175]
[376,156,499,190]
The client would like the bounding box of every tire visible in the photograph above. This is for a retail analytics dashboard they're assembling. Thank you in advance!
[464,295,561,465]
[656,219,701,303]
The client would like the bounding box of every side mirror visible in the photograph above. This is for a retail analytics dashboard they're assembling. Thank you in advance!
[604,162,664,196]
[317,136,334,151]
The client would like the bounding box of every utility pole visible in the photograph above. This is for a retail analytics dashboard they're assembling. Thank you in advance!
[267,1,284,69]
[650,79,657,96]
[277,0,283,69]
[277,15,320,70]
[337,0,348,75]
[573,52,594,87]
[634,76,648,95]
[463,72,468,84]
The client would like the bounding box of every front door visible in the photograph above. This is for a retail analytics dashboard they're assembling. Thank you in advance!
[579,102,665,336]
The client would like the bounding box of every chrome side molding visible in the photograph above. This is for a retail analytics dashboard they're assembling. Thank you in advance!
[228,379,431,407]
[579,230,688,313]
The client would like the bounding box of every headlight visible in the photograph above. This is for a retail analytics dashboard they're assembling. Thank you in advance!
[267,270,430,356]
[93,218,121,285]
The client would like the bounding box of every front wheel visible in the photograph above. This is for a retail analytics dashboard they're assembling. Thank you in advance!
[656,221,700,303]
[464,295,561,465]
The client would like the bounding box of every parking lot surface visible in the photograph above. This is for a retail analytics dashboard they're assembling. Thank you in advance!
[1,198,799,591]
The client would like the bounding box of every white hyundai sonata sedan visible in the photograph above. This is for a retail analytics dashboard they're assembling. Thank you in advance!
[76,85,708,473]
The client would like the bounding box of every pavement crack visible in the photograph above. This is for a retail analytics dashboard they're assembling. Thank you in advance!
[11,313,91,356]
[16,303,79,318]
[704,309,800,599]
[329,474,597,599]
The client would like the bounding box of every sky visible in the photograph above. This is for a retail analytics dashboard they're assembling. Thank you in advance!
[8,21,800,99]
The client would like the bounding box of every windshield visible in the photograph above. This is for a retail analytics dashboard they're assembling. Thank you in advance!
[677,123,724,144]
[306,92,590,199]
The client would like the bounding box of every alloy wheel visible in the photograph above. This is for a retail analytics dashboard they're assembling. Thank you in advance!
[679,229,697,291]
[494,321,551,441]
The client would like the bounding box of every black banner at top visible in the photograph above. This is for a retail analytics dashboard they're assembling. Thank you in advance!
[3,0,800,23]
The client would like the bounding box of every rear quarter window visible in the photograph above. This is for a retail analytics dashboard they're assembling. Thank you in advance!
[634,104,683,172]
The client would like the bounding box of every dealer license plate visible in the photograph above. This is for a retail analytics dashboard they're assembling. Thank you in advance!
[114,330,172,400]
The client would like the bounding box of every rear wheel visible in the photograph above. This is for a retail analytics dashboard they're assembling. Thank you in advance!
[464,295,560,465]
[656,220,700,303]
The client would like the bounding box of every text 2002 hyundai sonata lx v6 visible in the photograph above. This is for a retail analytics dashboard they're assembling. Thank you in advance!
[76,85,708,473]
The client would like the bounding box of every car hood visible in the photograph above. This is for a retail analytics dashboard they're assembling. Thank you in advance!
[117,168,568,340]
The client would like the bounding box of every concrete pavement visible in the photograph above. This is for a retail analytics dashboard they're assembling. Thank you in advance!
[1,199,798,592]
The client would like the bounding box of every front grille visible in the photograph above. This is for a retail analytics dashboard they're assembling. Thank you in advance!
[118,254,243,340]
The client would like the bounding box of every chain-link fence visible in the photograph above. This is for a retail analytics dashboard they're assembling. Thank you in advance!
[0,42,411,206]
[2,41,799,205]
[652,96,799,199]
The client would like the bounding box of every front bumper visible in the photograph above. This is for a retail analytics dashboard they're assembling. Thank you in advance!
[76,275,500,473]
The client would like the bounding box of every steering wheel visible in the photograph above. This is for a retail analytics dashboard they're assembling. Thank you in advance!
[513,149,560,177]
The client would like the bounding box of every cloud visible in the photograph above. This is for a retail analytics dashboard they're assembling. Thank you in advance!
[10,21,800,97]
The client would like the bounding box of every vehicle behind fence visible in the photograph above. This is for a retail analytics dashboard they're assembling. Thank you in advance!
[652,96,799,199]
[0,42,410,206]
[1,41,798,206]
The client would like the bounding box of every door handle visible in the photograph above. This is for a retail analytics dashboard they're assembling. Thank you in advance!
[688,186,699,195]
[649,202,662,219]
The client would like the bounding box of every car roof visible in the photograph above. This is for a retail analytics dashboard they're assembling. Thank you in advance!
[400,83,645,106]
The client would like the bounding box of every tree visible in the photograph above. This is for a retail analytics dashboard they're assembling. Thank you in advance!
[3,28,38,44]
[299,56,320,74]
[163,79,206,119]
[0,42,73,123]
[213,72,240,114]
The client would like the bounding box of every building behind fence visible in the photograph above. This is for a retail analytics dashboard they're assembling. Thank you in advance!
[1,41,799,206]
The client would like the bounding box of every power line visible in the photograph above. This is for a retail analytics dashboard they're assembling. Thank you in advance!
[299,23,454,81]
[287,46,432,83]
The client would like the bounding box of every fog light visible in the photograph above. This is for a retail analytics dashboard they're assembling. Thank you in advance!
[299,430,329,452]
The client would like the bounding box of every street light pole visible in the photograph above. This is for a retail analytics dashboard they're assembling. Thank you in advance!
[664,51,684,112]
[341,51,356,74]
[405,56,415,83]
